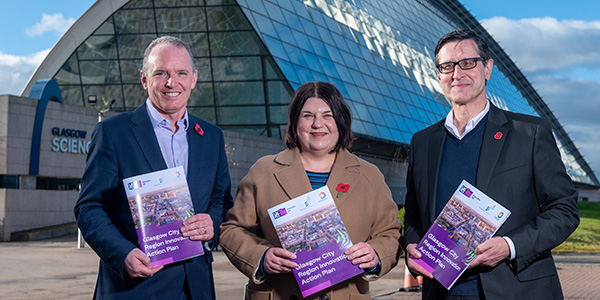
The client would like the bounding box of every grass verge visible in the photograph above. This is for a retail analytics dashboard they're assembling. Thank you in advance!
[554,202,600,253]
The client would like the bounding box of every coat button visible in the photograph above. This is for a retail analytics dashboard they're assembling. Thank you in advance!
[319,294,329,300]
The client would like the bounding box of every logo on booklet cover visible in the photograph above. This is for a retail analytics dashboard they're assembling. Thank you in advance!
[127,180,143,190]
[459,185,473,197]
[272,208,288,219]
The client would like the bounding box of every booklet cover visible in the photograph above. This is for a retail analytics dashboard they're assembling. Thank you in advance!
[123,166,204,268]
[268,186,363,298]
[413,180,511,289]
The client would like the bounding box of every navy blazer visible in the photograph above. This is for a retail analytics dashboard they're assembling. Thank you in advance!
[401,104,579,300]
[75,103,233,299]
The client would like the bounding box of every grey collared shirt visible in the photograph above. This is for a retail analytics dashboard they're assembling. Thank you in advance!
[146,99,189,177]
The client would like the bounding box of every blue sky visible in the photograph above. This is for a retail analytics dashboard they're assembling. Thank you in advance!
[0,1,94,55]
[460,0,600,183]
[0,0,95,96]
[0,0,599,183]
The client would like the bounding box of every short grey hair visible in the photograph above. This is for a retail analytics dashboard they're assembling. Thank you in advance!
[142,36,195,74]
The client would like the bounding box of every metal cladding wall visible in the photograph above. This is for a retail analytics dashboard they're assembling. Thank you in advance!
[0,95,100,241]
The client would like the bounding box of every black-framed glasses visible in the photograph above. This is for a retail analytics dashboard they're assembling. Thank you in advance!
[436,57,485,74]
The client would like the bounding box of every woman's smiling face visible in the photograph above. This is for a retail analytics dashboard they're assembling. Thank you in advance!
[297,97,339,155]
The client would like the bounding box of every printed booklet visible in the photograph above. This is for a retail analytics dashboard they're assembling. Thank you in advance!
[123,166,204,268]
[268,186,363,297]
[413,180,511,289]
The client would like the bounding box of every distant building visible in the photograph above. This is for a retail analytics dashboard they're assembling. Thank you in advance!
[2,0,597,241]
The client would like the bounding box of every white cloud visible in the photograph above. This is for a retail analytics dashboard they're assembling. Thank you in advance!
[533,75,600,123]
[534,75,600,176]
[0,50,50,95]
[482,16,600,181]
[563,122,600,176]
[481,17,600,73]
[26,13,75,37]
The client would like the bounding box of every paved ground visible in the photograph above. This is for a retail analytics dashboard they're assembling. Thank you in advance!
[1,234,599,299]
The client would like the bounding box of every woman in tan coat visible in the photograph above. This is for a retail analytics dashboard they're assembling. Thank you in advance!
[219,81,401,300]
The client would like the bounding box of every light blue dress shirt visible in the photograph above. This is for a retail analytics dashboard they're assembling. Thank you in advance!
[146,99,189,177]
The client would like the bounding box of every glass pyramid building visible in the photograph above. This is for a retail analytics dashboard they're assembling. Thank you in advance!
[23,0,599,188]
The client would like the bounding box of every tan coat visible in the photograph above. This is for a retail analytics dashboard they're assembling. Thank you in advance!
[219,148,401,300]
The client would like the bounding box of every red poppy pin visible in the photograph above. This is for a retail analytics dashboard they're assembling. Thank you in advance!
[335,183,350,198]
[195,123,204,136]
[494,132,502,140]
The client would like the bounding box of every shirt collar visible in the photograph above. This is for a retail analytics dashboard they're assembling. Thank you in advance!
[445,100,489,140]
[146,99,189,131]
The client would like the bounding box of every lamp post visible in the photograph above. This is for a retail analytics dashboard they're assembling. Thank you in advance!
[78,95,117,249]
[87,95,116,122]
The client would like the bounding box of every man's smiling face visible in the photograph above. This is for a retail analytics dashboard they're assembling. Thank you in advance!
[141,43,197,120]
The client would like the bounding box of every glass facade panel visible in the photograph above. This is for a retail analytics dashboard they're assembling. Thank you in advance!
[79,60,121,84]
[274,59,298,83]
[189,107,216,124]
[218,106,266,125]
[265,57,285,80]
[210,31,263,56]
[122,84,147,110]
[262,35,289,60]
[251,13,278,38]
[42,0,597,186]
[194,58,212,82]
[269,127,281,139]
[114,9,156,34]
[206,0,237,6]
[118,60,141,84]
[291,30,312,52]
[154,0,203,7]
[93,20,115,35]
[352,102,373,122]
[156,7,206,33]
[188,82,214,106]
[282,43,306,66]
[301,50,322,73]
[77,35,118,60]
[224,126,269,136]
[212,56,262,81]
[182,33,211,57]
[215,81,264,105]
[55,54,81,85]
[292,64,312,84]
[117,34,157,59]
[122,0,153,9]
[60,86,84,107]
[207,6,253,31]
[269,105,288,124]
[266,81,293,104]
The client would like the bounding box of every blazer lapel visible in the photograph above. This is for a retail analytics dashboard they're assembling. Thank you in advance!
[477,104,509,191]
[272,149,362,207]
[427,122,446,222]
[273,149,313,200]
[187,118,204,182]
[130,103,167,172]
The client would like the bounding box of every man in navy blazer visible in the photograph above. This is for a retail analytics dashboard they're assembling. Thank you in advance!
[75,36,233,299]
[401,29,579,300]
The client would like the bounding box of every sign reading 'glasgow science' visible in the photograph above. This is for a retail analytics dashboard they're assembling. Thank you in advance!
[50,127,91,155]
